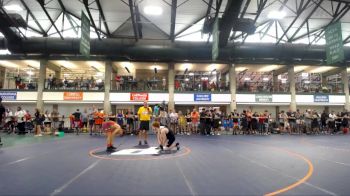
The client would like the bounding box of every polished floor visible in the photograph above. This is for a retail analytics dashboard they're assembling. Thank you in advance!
[0,133,349,195]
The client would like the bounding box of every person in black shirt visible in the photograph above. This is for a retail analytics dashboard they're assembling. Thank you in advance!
[73,109,82,135]
[199,108,206,135]
[152,121,180,151]
[0,98,5,145]
[241,110,248,135]
[287,109,296,134]
[320,110,328,134]
[232,110,240,135]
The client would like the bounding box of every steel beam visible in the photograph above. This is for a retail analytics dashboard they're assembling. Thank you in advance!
[20,0,47,36]
[83,0,101,40]
[96,0,111,37]
[128,0,139,41]
[37,0,63,39]
[170,0,177,41]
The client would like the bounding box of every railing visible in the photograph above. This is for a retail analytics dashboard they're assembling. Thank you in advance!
[3,78,38,90]
[237,82,290,93]
[296,82,344,94]
[44,79,105,91]
[111,79,168,91]
[174,79,229,92]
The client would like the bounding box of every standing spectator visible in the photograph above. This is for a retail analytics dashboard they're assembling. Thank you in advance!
[169,109,178,135]
[51,109,60,135]
[0,98,5,145]
[328,111,337,134]
[185,109,192,135]
[159,107,168,127]
[205,110,212,135]
[47,74,53,89]
[178,111,186,135]
[81,109,88,132]
[34,108,43,137]
[212,109,221,135]
[287,109,297,134]
[117,111,124,127]
[137,101,152,145]
[126,111,134,135]
[191,108,199,134]
[115,74,121,91]
[153,104,160,118]
[44,110,52,134]
[88,109,95,135]
[94,110,104,134]
[74,77,79,90]
[15,74,22,89]
[199,108,206,135]
[320,110,328,134]
[15,106,26,135]
[241,110,248,134]
[232,110,240,135]
[73,109,82,135]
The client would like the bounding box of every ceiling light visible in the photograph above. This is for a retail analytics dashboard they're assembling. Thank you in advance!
[301,73,309,78]
[294,66,308,72]
[27,70,34,76]
[0,60,18,68]
[304,80,310,84]
[244,77,251,81]
[144,6,163,16]
[263,77,269,81]
[96,72,103,77]
[258,65,280,72]
[268,10,286,20]
[236,67,247,72]
[189,72,194,76]
[185,78,189,81]
[4,4,23,11]
[311,66,334,73]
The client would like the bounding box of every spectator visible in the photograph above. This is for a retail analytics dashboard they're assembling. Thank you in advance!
[15,106,26,135]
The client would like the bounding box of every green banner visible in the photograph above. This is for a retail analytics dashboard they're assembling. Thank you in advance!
[255,94,272,103]
[212,18,219,61]
[325,22,344,65]
[80,11,90,57]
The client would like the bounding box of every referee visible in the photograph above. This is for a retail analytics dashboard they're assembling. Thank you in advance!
[137,101,152,145]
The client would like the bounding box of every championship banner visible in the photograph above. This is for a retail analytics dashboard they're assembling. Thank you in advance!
[130,93,149,101]
[64,92,83,100]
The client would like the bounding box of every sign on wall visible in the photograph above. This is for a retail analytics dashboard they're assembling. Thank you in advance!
[314,94,329,102]
[255,94,272,102]
[0,92,17,100]
[130,93,149,101]
[325,21,344,65]
[80,11,90,57]
[64,92,83,100]
[194,93,211,101]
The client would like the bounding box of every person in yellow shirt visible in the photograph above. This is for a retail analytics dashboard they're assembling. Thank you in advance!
[137,101,152,145]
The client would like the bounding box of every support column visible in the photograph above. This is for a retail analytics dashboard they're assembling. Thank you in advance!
[229,64,237,111]
[55,70,61,80]
[104,61,112,114]
[288,65,296,111]
[37,60,46,112]
[168,63,175,112]
[321,74,327,87]
[341,66,350,111]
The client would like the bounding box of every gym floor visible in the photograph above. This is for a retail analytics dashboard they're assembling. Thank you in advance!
[0,134,349,196]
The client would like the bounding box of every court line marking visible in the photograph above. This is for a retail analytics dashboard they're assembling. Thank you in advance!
[175,160,197,196]
[189,138,314,196]
[4,157,31,166]
[50,160,101,196]
[222,146,335,196]
[89,146,191,161]
[301,138,350,153]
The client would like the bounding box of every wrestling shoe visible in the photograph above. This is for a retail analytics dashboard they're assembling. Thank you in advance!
[176,143,180,151]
